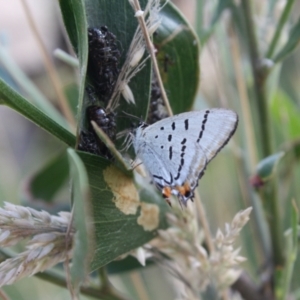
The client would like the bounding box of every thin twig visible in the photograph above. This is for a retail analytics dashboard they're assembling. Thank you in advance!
[20,0,76,129]
[132,0,173,116]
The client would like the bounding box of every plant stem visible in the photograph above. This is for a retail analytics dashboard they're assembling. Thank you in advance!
[132,0,173,116]
[37,269,129,300]
[241,0,270,157]
[240,0,284,266]
[229,22,272,261]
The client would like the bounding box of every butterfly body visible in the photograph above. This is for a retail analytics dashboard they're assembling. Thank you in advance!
[132,109,238,206]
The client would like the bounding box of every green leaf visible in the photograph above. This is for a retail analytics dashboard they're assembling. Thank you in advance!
[275,201,299,299]
[256,152,285,181]
[0,78,75,147]
[80,0,151,132]
[274,17,300,63]
[59,0,89,135]
[24,151,69,203]
[67,149,94,290]
[76,151,169,270]
[154,2,200,114]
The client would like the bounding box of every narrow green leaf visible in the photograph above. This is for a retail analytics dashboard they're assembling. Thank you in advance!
[59,0,89,136]
[59,0,82,54]
[0,45,68,129]
[76,151,169,270]
[0,78,75,147]
[274,17,300,63]
[154,2,200,114]
[24,151,69,203]
[67,149,94,290]
[266,0,297,59]
[256,152,285,181]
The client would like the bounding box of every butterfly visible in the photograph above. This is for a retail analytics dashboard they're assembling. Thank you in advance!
[131,108,238,206]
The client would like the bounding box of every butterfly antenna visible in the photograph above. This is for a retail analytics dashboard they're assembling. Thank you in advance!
[122,111,143,122]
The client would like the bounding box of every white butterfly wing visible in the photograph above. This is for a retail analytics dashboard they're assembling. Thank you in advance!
[133,108,238,204]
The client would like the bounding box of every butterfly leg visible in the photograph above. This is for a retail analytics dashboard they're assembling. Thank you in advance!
[130,159,143,170]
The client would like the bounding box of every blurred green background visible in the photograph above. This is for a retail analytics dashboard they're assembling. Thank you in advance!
[0,0,300,299]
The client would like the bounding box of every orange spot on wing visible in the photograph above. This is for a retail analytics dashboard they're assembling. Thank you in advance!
[162,186,172,207]
[175,182,191,198]
[162,186,172,199]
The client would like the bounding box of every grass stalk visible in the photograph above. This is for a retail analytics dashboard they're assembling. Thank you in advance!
[240,0,284,266]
